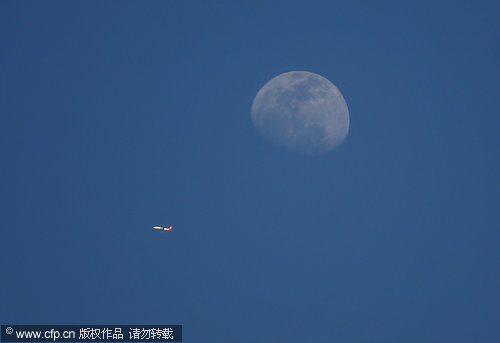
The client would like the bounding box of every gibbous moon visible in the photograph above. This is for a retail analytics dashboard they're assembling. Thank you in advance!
[251,71,349,155]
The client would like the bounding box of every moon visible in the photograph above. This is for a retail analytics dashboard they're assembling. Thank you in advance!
[251,71,349,155]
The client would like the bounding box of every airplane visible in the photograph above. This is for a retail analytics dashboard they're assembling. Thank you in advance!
[153,226,173,231]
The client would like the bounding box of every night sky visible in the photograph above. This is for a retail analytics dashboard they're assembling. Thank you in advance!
[1,1,499,342]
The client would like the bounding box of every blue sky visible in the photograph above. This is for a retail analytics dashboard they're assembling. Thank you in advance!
[1,1,499,342]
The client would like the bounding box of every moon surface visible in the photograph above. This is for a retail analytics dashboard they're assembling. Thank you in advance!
[251,71,349,155]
